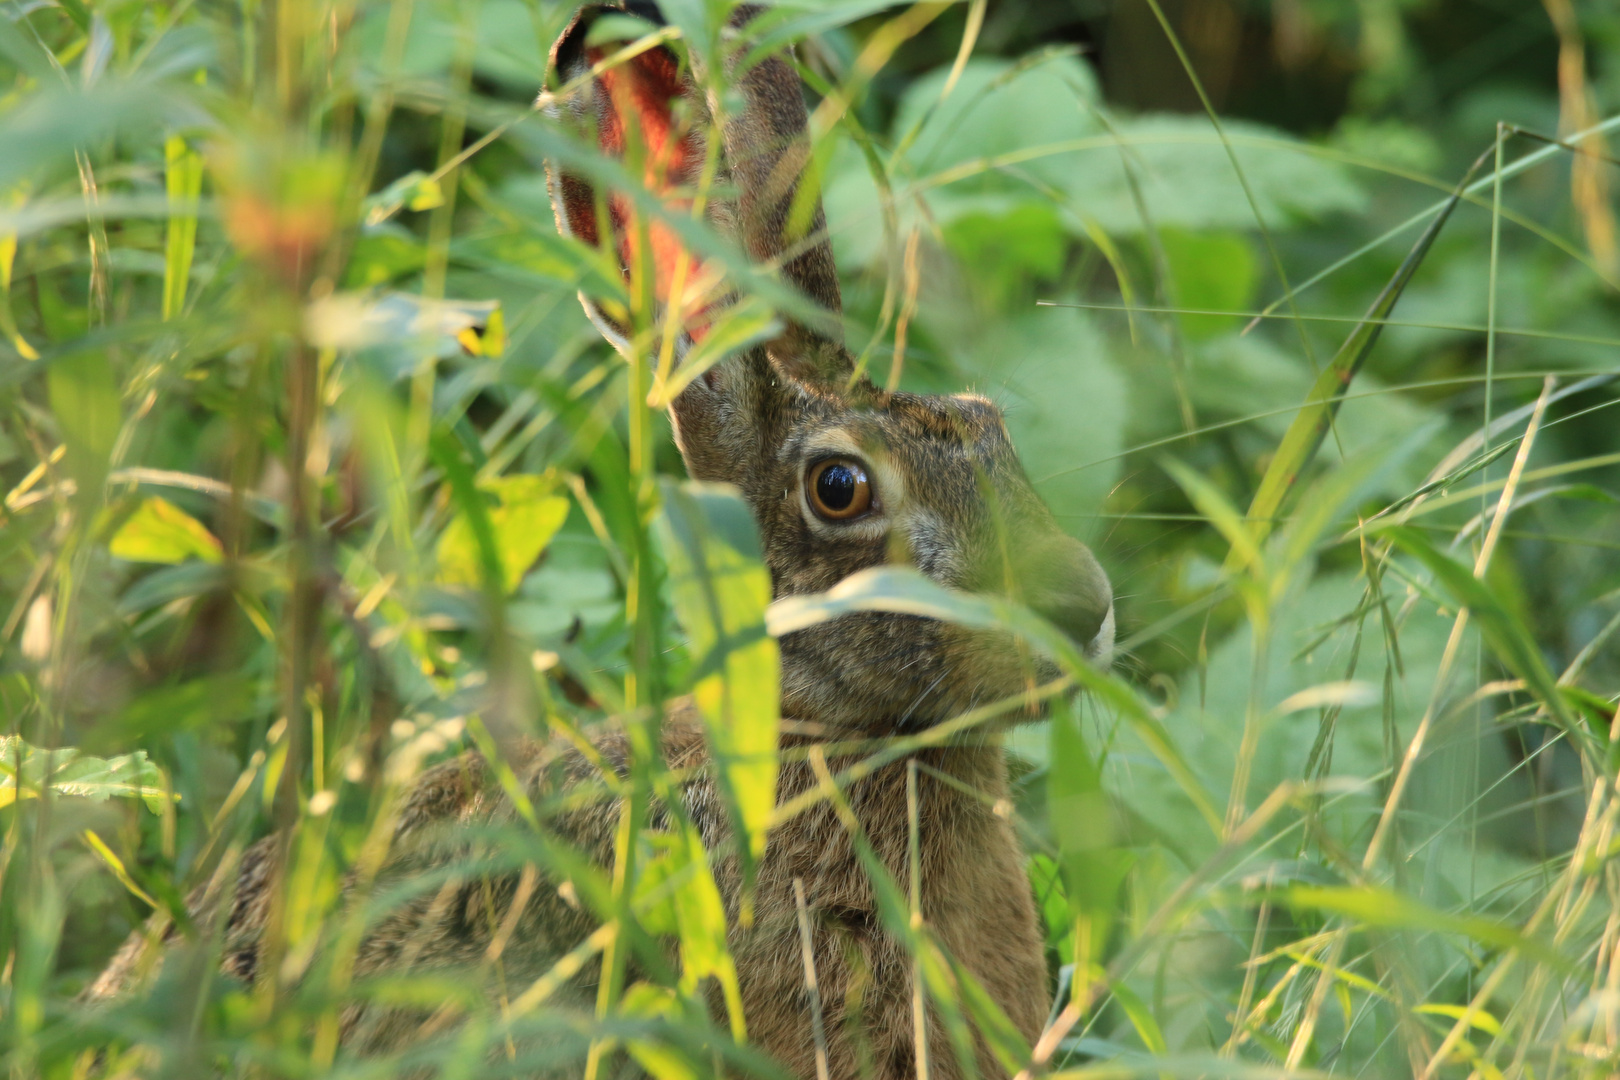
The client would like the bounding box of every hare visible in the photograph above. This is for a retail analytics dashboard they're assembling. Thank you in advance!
[87,4,1115,1078]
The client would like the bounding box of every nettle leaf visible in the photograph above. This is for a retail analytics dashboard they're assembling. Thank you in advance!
[895,54,1104,197]
[825,55,1361,270]
[1159,228,1257,340]
[1077,115,1364,234]
[110,496,223,564]
[437,472,570,594]
[825,53,1104,270]
[958,309,1126,537]
[0,735,173,813]
[343,223,427,288]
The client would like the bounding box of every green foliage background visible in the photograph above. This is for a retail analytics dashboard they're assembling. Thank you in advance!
[0,0,1617,1076]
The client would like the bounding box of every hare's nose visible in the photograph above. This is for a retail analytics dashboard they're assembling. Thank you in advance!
[1026,538,1114,665]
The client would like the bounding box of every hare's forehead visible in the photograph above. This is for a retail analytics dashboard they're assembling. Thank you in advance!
[785,392,1014,496]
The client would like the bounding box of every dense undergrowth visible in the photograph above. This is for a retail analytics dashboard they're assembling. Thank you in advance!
[1,0,1618,1076]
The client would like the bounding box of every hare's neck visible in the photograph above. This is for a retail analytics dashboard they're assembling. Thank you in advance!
[868,744,1013,881]
[776,741,1017,913]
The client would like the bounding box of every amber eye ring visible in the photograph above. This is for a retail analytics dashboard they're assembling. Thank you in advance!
[806,458,874,521]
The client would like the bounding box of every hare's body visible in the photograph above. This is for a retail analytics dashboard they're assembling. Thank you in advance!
[91,706,1045,1077]
[91,5,1110,1076]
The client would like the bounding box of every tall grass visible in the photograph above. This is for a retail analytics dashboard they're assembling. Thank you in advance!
[1,1,1617,1078]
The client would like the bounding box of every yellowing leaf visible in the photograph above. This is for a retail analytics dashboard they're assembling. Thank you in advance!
[82,829,158,908]
[656,482,779,889]
[1415,1003,1503,1036]
[632,828,746,1041]
[620,983,699,1080]
[479,305,504,357]
[436,473,569,593]
[111,496,223,564]
[451,304,509,359]
[362,169,445,225]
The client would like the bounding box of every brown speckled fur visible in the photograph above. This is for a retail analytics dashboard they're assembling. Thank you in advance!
[87,6,1114,1078]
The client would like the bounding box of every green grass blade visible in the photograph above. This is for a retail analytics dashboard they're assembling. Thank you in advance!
[161,135,202,322]
[1230,155,1485,569]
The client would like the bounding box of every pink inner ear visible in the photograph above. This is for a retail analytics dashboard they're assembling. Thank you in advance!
[589,46,715,343]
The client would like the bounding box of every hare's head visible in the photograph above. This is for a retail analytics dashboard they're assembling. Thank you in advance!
[547,3,1112,732]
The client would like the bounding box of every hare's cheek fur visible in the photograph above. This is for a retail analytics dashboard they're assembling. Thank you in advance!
[779,616,1070,732]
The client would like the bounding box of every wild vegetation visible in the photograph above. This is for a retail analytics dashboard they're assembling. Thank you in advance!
[0,0,1617,1077]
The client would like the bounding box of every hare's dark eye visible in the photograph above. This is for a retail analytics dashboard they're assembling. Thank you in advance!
[807,458,873,521]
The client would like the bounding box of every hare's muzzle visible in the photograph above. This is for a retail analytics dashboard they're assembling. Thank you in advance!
[1018,535,1115,666]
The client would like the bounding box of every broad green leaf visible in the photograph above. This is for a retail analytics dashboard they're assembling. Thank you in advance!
[0,78,183,193]
[825,57,1360,269]
[116,560,229,616]
[105,673,257,742]
[343,224,427,288]
[955,310,1126,532]
[0,735,172,813]
[1080,116,1364,233]
[350,0,555,91]
[1030,854,1075,960]
[110,496,223,564]
[1159,228,1256,340]
[656,481,779,888]
[47,351,120,503]
[437,472,569,594]
[620,982,700,1080]
[894,54,1102,200]
[945,202,1068,281]
[633,827,746,1040]
[1271,435,1414,595]
[1048,700,1131,987]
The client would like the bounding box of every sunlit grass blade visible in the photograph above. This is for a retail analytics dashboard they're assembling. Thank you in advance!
[655,481,780,909]
[161,135,202,322]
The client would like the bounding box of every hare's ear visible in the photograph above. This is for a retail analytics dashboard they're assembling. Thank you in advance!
[546,3,862,483]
